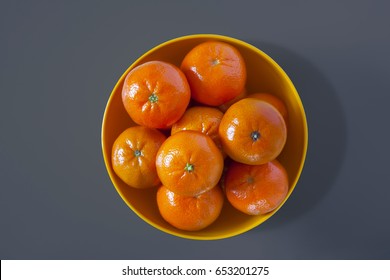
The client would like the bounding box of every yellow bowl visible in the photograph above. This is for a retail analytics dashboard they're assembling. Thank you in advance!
[101,34,308,240]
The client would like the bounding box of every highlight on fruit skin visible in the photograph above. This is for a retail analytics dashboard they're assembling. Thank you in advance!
[156,184,224,231]
[224,159,289,215]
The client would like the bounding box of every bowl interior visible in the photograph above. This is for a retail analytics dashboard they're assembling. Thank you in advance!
[101,34,308,240]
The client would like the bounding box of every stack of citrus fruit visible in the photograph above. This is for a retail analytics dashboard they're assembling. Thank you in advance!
[111,41,289,231]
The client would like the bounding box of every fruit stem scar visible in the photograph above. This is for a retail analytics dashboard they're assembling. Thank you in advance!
[250,131,261,141]
[134,150,142,157]
[184,163,194,173]
[211,58,220,66]
[148,93,158,103]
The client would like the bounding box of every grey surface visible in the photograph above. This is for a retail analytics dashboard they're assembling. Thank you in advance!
[1,0,390,259]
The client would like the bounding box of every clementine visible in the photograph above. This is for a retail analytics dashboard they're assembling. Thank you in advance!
[156,130,224,196]
[111,126,166,189]
[171,106,224,155]
[248,93,288,123]
[122,60,190,129]
[157,184,224,231]
[181,41,246,106]
[219,98,287,165]
[225,160,289,215]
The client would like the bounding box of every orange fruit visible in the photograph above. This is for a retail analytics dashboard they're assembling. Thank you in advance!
[122,60,191,129]
[219,98,287,165]
[248,93,288,122]
[157,184,224,231]
[218,88,247,112]
[225,160,289,215]
[181,41,246,106]
[111,126,166,189]
[171,106,224,155]
[156,130,224,196]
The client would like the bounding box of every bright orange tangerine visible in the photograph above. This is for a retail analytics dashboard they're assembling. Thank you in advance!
[181,41,246,106]
[111,126,166,189]
[219,98,287,165]
[157,184,224,231]
[122,60,190,129]
[156,130,224,196]
[225,160,289,215]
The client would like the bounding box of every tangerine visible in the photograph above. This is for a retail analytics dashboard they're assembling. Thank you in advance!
[122,60,190,129]
[171,106,224,155]
[111,126,166,189]
[181,41,246,106]
[157,184,224,231]
[225,160,289,215]
[156,130,224,196]
[219,98,287,165]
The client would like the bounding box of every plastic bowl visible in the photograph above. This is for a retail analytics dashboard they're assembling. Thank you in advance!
[101,34,308,240]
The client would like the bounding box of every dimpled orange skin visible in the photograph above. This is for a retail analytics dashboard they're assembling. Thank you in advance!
[157,185,224,231]
[248,93,288,123]
[225,160,289,215]
[219,98,287,165]
[171,106,224,155]
[156,130,224,197]
[111,126,166,189]
[181,41,246,106]
[122,61,191,129]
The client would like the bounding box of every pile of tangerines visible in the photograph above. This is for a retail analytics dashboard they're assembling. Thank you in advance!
[112,41,289,231]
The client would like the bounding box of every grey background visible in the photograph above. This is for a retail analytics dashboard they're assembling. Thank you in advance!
[1,0,389,259]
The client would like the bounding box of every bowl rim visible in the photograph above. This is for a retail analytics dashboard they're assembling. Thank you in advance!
[101,33,308,240]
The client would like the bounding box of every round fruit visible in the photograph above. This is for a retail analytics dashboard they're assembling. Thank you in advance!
[171,106,224,155]
[225,160,289,215]
[248,93,288,123]
[122,60,190,129]
[181,41,246,106]
[157,184,224,231]
[111,126,166,189]
[156,130,224,196]
[219,98,287,165]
